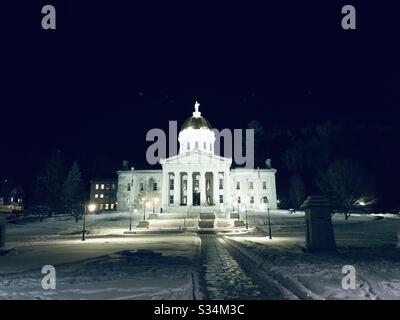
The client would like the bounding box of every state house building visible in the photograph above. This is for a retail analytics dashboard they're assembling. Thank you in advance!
[117,102,277,212]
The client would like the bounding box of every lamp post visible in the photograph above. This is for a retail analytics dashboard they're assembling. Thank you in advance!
[141,197,146,221]
[82,203,96,241]
[266,197,272,239]
[241,203,248,230]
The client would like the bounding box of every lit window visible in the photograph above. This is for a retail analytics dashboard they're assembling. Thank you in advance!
[100,194,104,198]
[236,182,240,190]
[101,184,105,190]
[249,181,254,190]
[110,203,114,210]
[95,194,99,199]
[219,195,224,203]
[263,181,267,190]
[169,195,174,204]
[183,196,187,204]
[250,196,254,204]
[95,184,99,190]
[140,183,144,191]
[153,182,158,191]
[105,204,109,210]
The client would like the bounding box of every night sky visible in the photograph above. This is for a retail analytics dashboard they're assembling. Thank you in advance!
[1,1,399,185]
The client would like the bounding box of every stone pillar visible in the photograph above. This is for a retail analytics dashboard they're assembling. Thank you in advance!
[174,172,181,206]
[200,171,207,205]
[187,171,193,206]
[162,171,169,208]
[0,215,6,249]
[213,171,219,205]
[301,196,336,252]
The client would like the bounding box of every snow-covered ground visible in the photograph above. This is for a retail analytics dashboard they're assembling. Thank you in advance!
[228,211,400,300]
[1,210,400,299]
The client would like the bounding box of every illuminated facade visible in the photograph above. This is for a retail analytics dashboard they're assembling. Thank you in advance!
[117,103,277,212]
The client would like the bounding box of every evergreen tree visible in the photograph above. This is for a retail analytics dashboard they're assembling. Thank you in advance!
[60,161,85,219]
[31,150,66,214]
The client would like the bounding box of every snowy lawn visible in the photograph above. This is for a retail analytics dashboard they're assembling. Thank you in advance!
[1,213,202,299]
[229,212,400,300]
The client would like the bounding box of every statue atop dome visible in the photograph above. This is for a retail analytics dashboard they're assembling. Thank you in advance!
[193,100,201,118]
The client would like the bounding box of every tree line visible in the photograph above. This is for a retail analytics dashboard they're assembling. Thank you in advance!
[248,120,399,215]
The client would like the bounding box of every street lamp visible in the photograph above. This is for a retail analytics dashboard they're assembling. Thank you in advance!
[241,203,248,230]
[129,206,137,231]
[265,197,272,239]
[82,203,96,241]
[141,197,146,221]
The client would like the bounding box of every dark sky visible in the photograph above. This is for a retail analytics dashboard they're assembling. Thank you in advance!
[1,1,399,183]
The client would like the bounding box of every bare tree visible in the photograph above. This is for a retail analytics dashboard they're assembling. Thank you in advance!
[315,158,377,220]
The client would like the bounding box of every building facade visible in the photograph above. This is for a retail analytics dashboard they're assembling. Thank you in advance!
[117,103,277,212]
[89,179,118,212]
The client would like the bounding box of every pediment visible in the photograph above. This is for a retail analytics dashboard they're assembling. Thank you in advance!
[160,150,231,166]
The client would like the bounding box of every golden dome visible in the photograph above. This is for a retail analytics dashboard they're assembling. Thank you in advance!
[181,116,212,130]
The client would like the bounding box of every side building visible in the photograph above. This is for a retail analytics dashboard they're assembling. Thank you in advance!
[89,179,118,213]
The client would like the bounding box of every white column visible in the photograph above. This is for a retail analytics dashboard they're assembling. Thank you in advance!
[174,171,181,206]
[200,171,206,205]
[162,171,169,208]
[187,171,193,206]
[213,171,219,205]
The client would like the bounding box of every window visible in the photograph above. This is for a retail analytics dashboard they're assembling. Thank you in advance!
[111,184,115,190]
[183,180,187,191]
[250,196,254,204]
[249,181,254,190]
[210,143,212,151]
[183,196,187,204]
[195,141,198,149]
[127,183,131,191]
[262,197,268,204]
[140,183,144,191]
[153,182,158,191]
[219,178,223,189]
[219,195,224,203]
[169,195,174,204]
[101,184,105,190]
[237,196,241,204]
[95,194,99,199]
[203,142,206,149]
[100,194,104,198]
[187,142,190,150]
[110,203,114,210]
[170,179,174,190]
[236,181,240,190]
[105,204,109,210]
[263,181,267,190]
[99,203,103,210]
[95,184,99,190]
